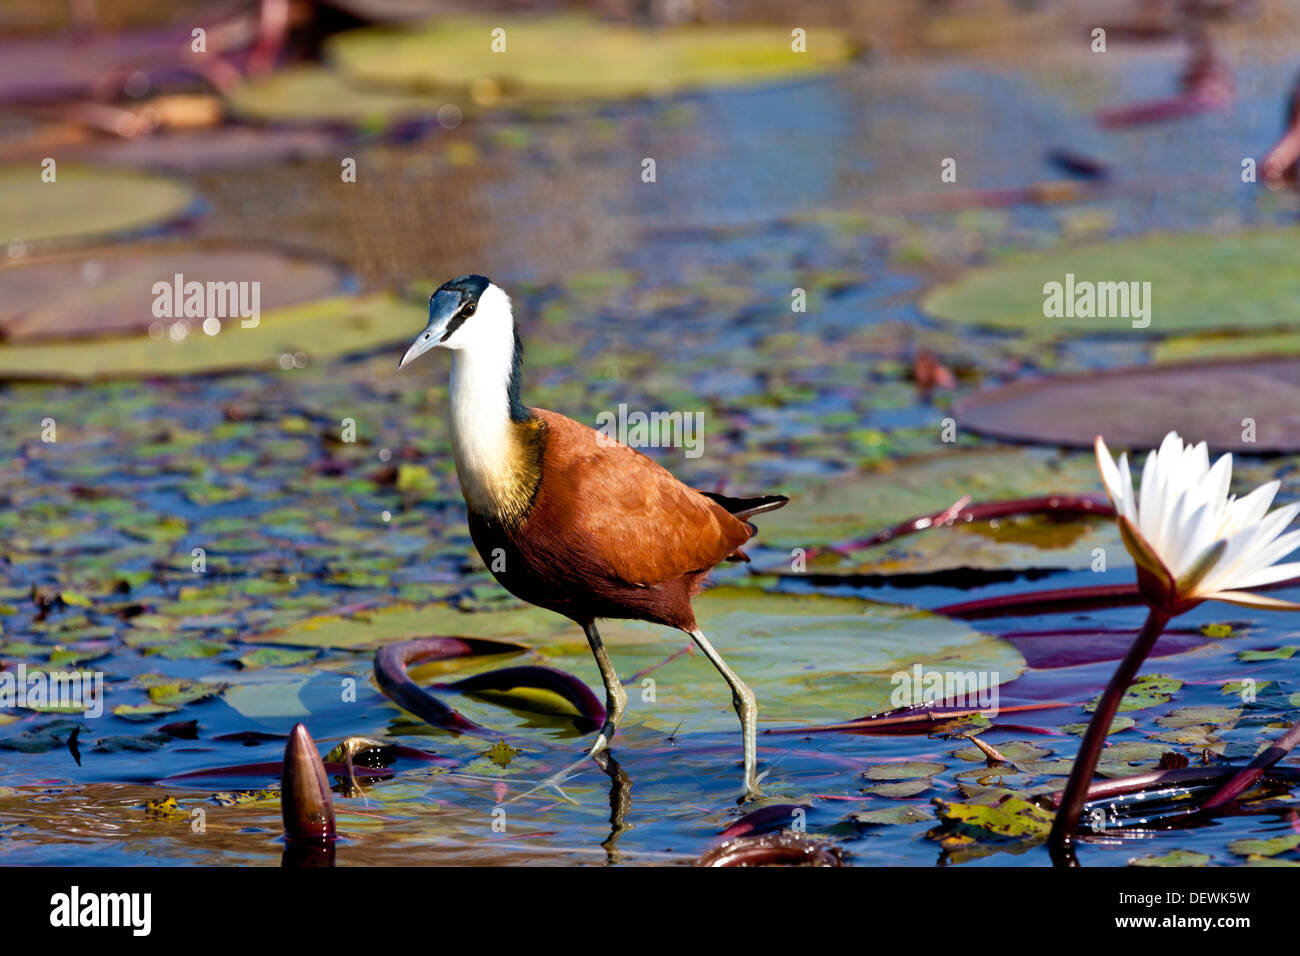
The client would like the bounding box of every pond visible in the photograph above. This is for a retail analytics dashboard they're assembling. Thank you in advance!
[3,6,1300,868]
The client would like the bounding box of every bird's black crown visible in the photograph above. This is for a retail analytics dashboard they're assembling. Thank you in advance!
[436,274,491,302]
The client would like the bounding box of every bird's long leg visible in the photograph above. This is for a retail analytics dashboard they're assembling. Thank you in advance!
[503,620,626,805]
[689,628,761,802]
[583,620,628,757]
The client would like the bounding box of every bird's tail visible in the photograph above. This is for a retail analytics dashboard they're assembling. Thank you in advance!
[699,491,790,520]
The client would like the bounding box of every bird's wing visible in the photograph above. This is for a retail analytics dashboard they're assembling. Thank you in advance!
[532,409,753,587]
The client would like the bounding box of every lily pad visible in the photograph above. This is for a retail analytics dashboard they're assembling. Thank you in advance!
[954,359,1300,453]
[227,66,452,127]
[923,229,1300,335]
[1129,850,1212,867]
[1228,834,1300,858]
[756,447,1109,564]
[865,778,934,798]
[847,805,934,826]
[0,294,423,381]
[1085,674,1182,713]
[327,15,854,103]
[0,245,347,342]
[252,600,565,650]
[1,164,196,250]
[863,761,947,781]
[931,794,1053,841]
[582,588,1025,729]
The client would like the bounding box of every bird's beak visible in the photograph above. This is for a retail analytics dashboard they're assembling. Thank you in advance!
[399,291,459,368]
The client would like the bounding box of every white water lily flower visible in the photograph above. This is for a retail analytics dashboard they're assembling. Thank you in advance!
[1096,431,1300,612]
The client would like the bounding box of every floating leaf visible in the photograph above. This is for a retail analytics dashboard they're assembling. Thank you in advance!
[113,702,177,721]
[145,678,226,708]
[955,359,1300,454]
[236,647,319,669]
[1129,850,1212,867]
[1238,646,1296,662]
[0,294,423,382]
[0,244,345,342]
[1061,716,1136,736]
[755,448,1106,558]
[931,794,1053,841]
[256,601,556,650]
[848,805,933,826]
[863,761,947,781]
[485,740,521,768]
[589,588,1025,729]
[865,778,934,798]
[1227,833,1300,858]
[924,228,1300,335]
[1,164,195,250]
[328,16,854,102]
[1085,674,1182,713]
[227,65,451,127]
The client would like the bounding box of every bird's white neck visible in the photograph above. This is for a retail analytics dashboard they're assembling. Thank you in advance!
[448,341,516,516]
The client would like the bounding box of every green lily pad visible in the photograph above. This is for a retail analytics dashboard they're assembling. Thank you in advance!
[931,794,1053,841]
[756,447,1111,568]
[581,588,1024,729]
[236,647,319,669]
[1061,716,1136,736]
[848,805,933,826]
[144,678,226,708]
[93,732,170,753]
[227,66,452,127]
[0,719,81,752]
[1227,833,1300,858]
[251,599,566,650]
[865,778,935,798]
[953,740,1049,763]
[112,702,177,721]
[327,15,854,102]
[1237,646,1296,662]
[2,164,196,250]
[1153,330,1300,364]
[863,761,947,781]
[1129,850,1212,867]
[143,639,226,661]
[1086,674,1182,713]
[1155,706,1241,729]
[923,228,1300,335]
[0,294,423,382]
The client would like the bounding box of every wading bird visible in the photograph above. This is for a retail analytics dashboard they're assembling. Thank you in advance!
[400,275,787,800]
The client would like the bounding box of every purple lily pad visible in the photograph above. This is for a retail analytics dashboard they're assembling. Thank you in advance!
[0,243,347,342]
[1005,628,1212,670]
[955,358,1300,453]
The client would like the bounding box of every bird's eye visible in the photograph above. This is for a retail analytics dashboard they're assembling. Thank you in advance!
[423,333,430,340]
[463,303,476,317]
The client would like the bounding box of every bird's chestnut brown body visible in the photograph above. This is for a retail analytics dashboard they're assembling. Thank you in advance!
[467,408,755,631]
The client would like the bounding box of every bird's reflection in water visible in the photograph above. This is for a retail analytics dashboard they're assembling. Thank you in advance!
[593,750,632,865]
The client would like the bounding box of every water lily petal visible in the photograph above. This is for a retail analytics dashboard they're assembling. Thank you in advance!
[1229,560,1300,591]
[1177,538,1227,599]
[1203,590,1300,610]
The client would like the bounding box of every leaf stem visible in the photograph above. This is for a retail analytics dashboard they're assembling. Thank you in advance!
[1201,718,1300,810]
[1048,606,1170,864]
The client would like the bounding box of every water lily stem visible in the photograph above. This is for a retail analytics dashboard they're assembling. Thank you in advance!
[1048,607,1170,864]
[1201,718,1300,810]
